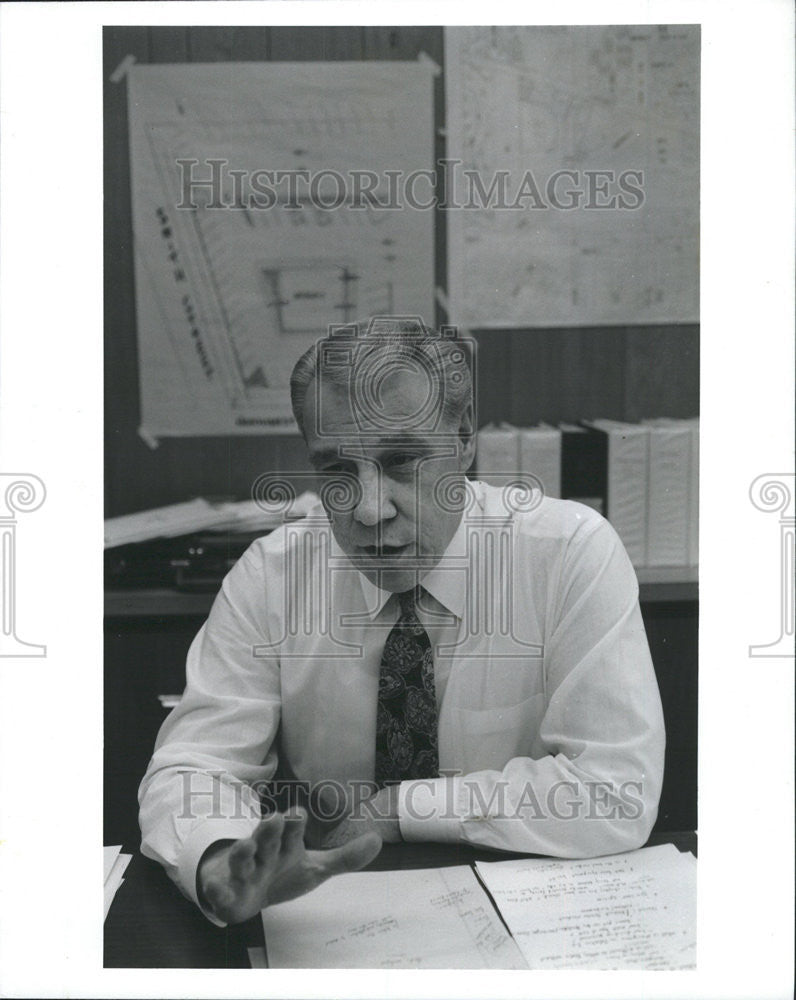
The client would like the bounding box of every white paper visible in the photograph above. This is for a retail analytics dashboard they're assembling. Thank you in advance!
[475,844,696,970]
[103,491,319,547]
[104,498,229,547]
[103,851,132,921]
[446,25,699,327]
[247,947,268,969]
[128,62,436,439]
[103,845,122,885]
[156,694,182,709]
[206,491,319,533]
[261,865,527,969]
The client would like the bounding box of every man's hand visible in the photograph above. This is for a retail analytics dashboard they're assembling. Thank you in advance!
[321,784,403,849]
[197,808,382,924]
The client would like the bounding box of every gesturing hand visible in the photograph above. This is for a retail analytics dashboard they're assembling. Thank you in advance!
[197,808,382,924]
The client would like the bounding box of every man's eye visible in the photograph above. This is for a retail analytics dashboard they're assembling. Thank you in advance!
[321,463,350,475]
[385,453,418,469]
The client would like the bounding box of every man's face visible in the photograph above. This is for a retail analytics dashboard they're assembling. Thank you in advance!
[303,365,472,593]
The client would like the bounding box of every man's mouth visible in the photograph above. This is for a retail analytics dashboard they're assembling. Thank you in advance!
[357,543,412,557]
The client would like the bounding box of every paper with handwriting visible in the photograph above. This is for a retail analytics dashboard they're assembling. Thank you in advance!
[475,843,696,970]
[261,864,527,969]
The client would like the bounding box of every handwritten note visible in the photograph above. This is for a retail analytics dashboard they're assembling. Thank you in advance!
[475,844,696,970]
[261,865,527,969]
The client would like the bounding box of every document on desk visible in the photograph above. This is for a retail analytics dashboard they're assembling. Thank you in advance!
[475,844,696,970]
[104,498,229,547]
[104,492,320,547]
[261,865,527,969]
[103,846,132,921]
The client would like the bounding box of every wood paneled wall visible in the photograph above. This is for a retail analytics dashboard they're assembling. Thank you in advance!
[104,26,698,517]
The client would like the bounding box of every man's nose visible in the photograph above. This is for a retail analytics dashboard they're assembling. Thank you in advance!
[353,464,396,526]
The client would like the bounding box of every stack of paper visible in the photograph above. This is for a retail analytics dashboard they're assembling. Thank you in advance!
[208,491,319,533]
[103,845,132,920]
[104,498,231,548]
[104,492,319,548]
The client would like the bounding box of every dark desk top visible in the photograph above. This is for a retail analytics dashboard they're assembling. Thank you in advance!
[104,831,696,968]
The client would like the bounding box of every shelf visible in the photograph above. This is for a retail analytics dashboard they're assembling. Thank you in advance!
[105,589,215,618]
[636,565,698,585]
[637,566,698,603]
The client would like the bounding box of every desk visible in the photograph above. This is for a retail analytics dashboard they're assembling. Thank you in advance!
[104,831,696,968]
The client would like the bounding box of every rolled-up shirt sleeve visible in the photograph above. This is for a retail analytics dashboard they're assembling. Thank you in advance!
[398,515,666,857]
[138,545,281,918]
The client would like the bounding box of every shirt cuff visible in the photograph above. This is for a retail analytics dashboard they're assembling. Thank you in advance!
[177,816,262,926]
[397,778,463,843]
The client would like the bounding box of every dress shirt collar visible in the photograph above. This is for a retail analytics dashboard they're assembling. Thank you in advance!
[329,478,485,622]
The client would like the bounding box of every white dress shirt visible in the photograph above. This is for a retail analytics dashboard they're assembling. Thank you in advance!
[139,480,665,920]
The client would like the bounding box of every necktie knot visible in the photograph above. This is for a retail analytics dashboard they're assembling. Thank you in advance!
[398,585,421,618]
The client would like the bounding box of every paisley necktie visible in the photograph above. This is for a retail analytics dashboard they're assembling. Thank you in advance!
[374,586,439,787]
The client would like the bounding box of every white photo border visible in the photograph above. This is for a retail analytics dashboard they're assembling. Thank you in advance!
[0,1,792,998]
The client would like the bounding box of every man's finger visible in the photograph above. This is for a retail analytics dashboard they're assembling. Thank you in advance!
[227,837,257,881]
[315,830,382,878]
[252,812,285,868]
[279,808,308,861]
[203,879,232,916]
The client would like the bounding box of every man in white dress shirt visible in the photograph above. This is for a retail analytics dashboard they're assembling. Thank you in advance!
[139,317,665,925]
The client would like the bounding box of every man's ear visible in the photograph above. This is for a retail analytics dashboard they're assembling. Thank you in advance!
[456,400,476,471]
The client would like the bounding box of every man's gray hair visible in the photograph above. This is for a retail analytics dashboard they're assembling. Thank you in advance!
[290,316,473,439]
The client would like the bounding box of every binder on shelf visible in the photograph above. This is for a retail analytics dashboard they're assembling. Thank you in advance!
[558,423,606,515]
[581,419,650,568]
[478,417,697,573]
[684,417,700,567]
[475,423,520,485]
[643,419,692,567]
[518,424,562,499]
